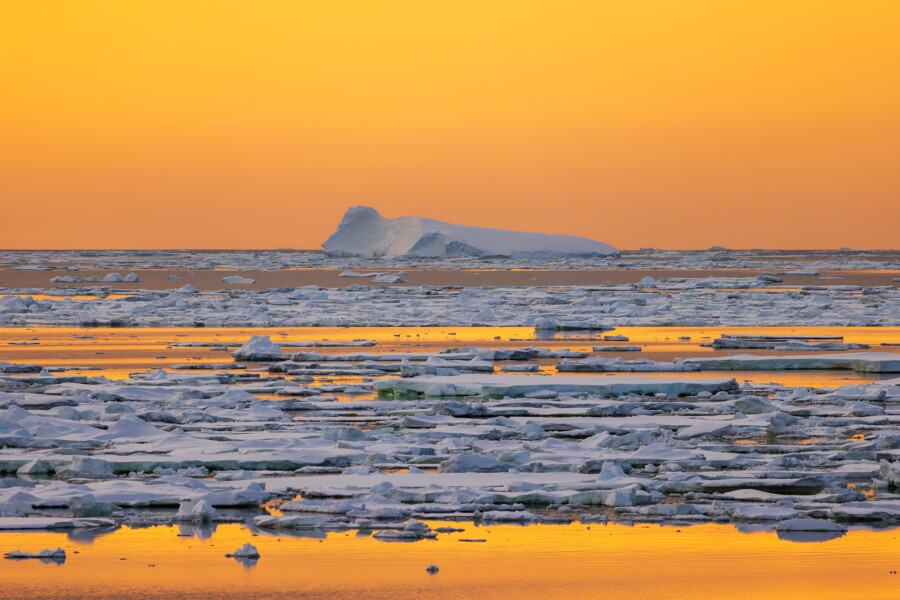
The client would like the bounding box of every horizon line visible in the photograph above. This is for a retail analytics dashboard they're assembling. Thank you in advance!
[0,248,897,253]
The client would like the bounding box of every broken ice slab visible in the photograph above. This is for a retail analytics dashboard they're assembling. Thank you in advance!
[702,335,868,351]
[675,352,900,373]
[591,346,642,352]
[719,334,845,340]
[556,357,699,372]
[0,517,117,530]
[374,374,739,397]
[4,547,66,561]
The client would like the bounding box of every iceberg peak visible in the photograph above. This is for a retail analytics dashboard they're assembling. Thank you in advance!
[322,206,619,259]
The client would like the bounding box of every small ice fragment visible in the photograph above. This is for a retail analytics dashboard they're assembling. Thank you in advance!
[222,276,256,284]
[226,543,260,559]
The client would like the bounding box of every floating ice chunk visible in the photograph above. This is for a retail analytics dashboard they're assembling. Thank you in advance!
[16,459,51,475]
[123,273,140,282]
[97,415,168,440]
[775,519,846,532]
[56,456,115,479]
[232,335,286,361]
[404,519,430,531]
[254,515,327,529]
[322,206,619,258]
[221,276,256,284]
[473,307,496,322]
[371,273,409,284]
[482,510,539,521]
[598,462,628,480]
[68,494,118,518]
[245,402,284,421]
[376,374,738,398]
[343,465,373,475]
[769,412,800,428]
[819,384,887,402]
[829,502,900,521]
[176,499,218,522]
[320,426,373,442]
[845,402,885,417]
[637,503,708,517]
[676,352,900,373]
[0,295,34,313]
[731,504,798,521]
[704,336,868,351]
[1,491,35,517]
[557,357,697,372]
[500,363,540,373]
[630,443,704,464]
[0,517,116,530]
[533,318,558,331]
[426,565,439,574]
[591,346,641,352]
[675,421,733,439]
[439,454,510,473]
[226,543,260,558]
[879,461,900,488]
[601,486,649,507]
[733,397,777,414]
[101,272,123,282]
[1,362,42,374]
[4,548,66,560]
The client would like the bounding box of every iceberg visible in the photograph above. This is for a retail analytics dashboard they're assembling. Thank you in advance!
[322,206,619,258]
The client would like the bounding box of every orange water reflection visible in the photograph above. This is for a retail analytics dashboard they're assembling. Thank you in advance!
[2,522,900,599]
[0,325,897,385]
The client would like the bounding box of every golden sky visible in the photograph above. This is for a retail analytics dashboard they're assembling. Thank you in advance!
[1,1,898,250]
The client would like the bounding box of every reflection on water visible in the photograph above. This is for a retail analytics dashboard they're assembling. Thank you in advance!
[1,326,898,387]
[3,522,900,599]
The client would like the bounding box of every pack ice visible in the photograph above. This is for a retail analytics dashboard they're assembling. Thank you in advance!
[3,339,900,540]
[321,206,620,258]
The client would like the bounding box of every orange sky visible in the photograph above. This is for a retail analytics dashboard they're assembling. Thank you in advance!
[1,1,898,250]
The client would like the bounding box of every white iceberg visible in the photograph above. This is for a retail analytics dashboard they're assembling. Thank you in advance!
[322,206,619,258]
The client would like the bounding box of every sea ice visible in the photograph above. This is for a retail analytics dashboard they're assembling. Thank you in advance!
[676,352,900,373]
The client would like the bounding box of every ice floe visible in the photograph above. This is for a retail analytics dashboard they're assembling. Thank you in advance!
[677,352,900,373]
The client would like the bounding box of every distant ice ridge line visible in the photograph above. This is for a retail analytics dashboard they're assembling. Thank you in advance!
[2,279,899,327]
[321,206,620,259]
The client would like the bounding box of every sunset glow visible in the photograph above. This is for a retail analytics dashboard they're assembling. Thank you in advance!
[2,1,898,249]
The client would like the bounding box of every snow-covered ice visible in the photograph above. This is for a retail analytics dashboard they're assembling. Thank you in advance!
[676,352,900,373]
[1,247,900,540]
[321,206,620,258]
